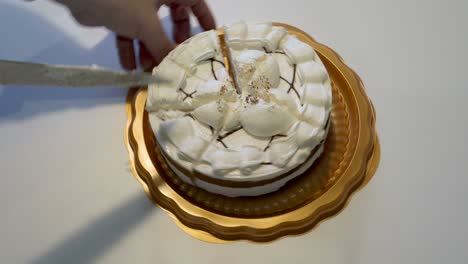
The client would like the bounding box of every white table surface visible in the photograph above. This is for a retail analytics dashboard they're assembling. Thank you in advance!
[1,0,467,263]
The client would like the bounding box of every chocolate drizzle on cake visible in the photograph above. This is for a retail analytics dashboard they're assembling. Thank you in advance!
[210,59,217,80]
[205,48,303,153]
[280,64,301,101]
[212,58,226,66]
[264,48,302,104]
[208,58,226,80]
[217,126,243,148]
[179,57,227,101]
[179,88,196,101]
[262,47,286,55]
[216,138,228,148]
[263,134,287,152]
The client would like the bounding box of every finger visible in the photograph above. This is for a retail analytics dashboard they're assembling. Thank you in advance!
[138,41,157,72]
[70,8,101,27]
[136,12,175,64]
[190,0,216,30]
[72,17,99,27]
[116,35,136,70]
[170,4,191,43]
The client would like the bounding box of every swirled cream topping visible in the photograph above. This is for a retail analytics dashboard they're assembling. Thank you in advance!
[146,23,332,182]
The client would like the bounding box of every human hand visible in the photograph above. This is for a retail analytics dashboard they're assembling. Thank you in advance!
[56,0,216,71]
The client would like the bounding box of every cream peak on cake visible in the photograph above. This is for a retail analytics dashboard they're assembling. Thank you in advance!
[146,22,332,196]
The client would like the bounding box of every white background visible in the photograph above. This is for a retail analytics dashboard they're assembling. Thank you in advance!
[1,0,467,263]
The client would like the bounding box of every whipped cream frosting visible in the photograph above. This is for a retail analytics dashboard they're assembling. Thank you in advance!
[146,24,332,196]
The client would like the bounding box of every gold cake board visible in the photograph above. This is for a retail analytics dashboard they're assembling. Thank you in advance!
[124,23,380,243]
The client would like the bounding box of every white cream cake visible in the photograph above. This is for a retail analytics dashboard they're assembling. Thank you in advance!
[146,21,332,197]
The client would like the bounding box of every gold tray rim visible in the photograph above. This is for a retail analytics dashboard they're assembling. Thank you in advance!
[124,22,380,243]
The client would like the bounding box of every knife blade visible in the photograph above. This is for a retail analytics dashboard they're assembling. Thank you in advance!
[0,60,167,87]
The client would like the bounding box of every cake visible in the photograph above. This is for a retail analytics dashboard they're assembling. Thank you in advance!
[146,21,332,197]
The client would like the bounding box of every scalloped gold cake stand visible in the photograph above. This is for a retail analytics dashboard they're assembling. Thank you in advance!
[124,23,380,243]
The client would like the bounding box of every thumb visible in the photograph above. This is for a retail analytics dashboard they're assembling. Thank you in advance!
[137,12,175,64]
